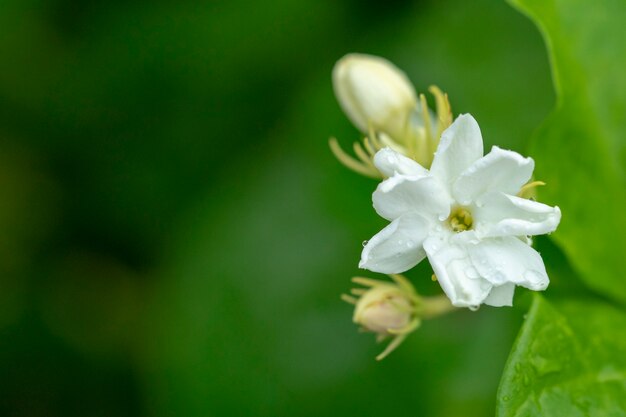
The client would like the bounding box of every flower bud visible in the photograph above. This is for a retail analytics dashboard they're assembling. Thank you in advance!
[353,285,415,335]
[343,275,455,360]
[333,53,417,141]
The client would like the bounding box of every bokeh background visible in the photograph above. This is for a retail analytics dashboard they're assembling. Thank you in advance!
[0,0,559,415]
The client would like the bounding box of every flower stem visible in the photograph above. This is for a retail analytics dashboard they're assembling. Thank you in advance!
[420,295,457,319]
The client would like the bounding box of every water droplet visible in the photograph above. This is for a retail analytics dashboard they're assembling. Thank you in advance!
[362,240,369,247]
[523,270,544,285]
[468,305,480,312]
[530,355,561,377]
[465,266,479,279]
[406,241,415,249]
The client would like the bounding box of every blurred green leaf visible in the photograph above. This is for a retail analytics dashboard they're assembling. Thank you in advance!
[497,294,626,416]
[510,0,626,303]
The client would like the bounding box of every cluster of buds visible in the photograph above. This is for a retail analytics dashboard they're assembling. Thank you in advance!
[330,53,452,177]
[342,274,454,360]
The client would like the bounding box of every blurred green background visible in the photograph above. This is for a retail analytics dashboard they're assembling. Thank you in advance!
[0,0,557,415]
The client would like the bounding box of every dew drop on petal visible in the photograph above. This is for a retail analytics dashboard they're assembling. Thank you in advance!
[523,270,546,289]
[465,266,480,279]
[362,240,369,247]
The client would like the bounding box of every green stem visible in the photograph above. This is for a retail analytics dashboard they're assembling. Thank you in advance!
[420,295,457,319]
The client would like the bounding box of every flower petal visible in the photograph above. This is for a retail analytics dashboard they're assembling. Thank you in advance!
[483,283,515,307]
[373,174,450,221]
[473,192,561,238]
[373,147,428,177]
[452,146,534,205]
[430,114,484,189]
[359,213,430,273]
[467,236,549,290]
[424,234,492,308]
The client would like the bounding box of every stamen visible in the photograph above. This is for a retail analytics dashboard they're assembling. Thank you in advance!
[447,206,473,232]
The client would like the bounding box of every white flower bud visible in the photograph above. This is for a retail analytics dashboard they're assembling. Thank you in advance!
[333,53,417,141]
[353,285,414,335]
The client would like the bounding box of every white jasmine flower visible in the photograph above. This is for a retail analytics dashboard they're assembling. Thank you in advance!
[359,114,561,309]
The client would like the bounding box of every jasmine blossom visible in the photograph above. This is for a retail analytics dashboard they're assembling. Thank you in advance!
[359,114,561,309]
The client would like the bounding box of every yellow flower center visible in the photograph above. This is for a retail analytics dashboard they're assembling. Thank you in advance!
[447,206,473,232]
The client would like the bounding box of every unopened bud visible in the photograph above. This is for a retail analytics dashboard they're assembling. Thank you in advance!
[343,275,456,360]
[333,53,417,141]
[354,285,414,335]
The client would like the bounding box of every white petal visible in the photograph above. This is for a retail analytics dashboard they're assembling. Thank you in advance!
[373,174,450,222]
[483,283,515,307]
[467,236,549,290]
[359,213,430,273]
[452,147,534,205]
[424,235,492,308]
[430,114,484,189]
[373,147,428,177]
[474,193,561,238]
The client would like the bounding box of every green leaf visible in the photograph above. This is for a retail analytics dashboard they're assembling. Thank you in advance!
[508,0,626,303]
[497,295,626,416]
